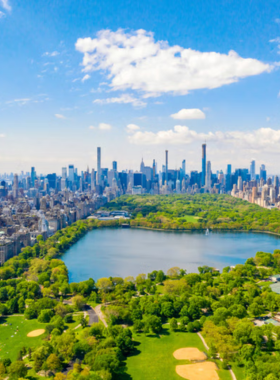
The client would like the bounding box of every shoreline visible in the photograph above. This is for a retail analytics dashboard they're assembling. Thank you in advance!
[130,225,280,237]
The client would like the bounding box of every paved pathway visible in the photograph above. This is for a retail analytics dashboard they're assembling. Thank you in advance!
[94,304,108,327]
[85,304,99,326]
[197,332,237,380]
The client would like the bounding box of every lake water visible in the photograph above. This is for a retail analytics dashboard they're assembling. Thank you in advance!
[62,228,280,282]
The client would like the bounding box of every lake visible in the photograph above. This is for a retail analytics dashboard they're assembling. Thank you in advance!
[62,228,280,282]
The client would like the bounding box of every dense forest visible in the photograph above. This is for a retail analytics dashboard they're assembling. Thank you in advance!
[102,194,280,234]
[1,195,280,379]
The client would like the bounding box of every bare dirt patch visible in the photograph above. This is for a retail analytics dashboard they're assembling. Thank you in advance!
[173,347,207,361]
[176,362,219,380]
[27,329,45,337]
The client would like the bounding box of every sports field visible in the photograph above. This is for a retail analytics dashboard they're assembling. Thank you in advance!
[0,316,48,361]
[119,326,231,380]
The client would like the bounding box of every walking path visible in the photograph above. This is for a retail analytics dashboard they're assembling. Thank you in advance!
[94,304,108,327]
[197,332,237,380]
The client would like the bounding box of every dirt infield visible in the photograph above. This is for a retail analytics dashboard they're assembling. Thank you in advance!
[176,362,219,380]
[27,329,45,337]
[173,347,207,361]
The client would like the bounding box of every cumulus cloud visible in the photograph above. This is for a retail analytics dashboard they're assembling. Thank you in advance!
[128,125,280,152]
[0,10,5,18]
[171,108,205,120]
[89,123,112,130]
[93,94,146,107]
[75,29,272,97]
[81,74,90,82]
[270,37,280,53]
[42,51,59,57]
[126,124,140,133]
[0,0,11,11]
[55,114,66,119]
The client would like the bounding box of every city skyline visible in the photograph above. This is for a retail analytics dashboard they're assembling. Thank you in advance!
[1,1,280,172]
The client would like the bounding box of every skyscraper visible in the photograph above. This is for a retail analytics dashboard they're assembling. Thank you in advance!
[226,164,232,175]
[152,159,156,179]
[13,173,19,198]
[201,144,206,187]
[68,165,74,183]
[165,150,168,184]
[250,160,256,180]
[62,167,67,179]
[182,160,186,176]
[112,161,117,171]
[31,167,36,187]
[206,161,211,189]
[260,164,267,182]
[97,147,101,185]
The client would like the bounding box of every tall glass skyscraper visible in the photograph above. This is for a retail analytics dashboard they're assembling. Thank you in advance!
[201,144,206,186]
[97,147,101,185]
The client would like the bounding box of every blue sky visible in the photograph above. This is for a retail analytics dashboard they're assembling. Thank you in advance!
[1,0,280,174]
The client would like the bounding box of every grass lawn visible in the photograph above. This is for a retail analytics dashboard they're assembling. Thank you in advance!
[0,316,48,362]
[119,326,231,380]
[231,363,246,380]
[176,216,201,224]
[0,315,80,362]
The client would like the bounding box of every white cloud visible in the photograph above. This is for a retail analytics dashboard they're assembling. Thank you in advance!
[81,74,90,82]
[93,94,146,107]
[270,37,280,53]
[128,125,280,152]
[0,134,5,138]
[89,123,112,130]
[126,124,140,133]
[0,10,5,18]
[275,18,280,24]
[171,108,206,120]
[6,98,31,106]
[0,0,11,11]
[55,114,66,119]
[99,123,112,130]
[43,51,59,57]
[75,29,273,97]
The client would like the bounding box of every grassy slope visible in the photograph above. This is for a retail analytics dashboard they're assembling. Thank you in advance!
[0,315,80,362]
[119,326,231,380]
[0,316,47,361]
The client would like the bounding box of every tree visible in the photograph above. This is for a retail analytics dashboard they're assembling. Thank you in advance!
[96,278,112,293]
[170,318,178,331]
[167,267,181,278]
[161,302,175,318]
[155,270,165,284]
[146,315,162,334]
[9,361,28,379]
[0,362,6,379]
[248,303,265,317]
[136,274,146,285]
[54,373,67,380]
[72,295,85,311]
[38,309,54,323]
[46,354,62,373]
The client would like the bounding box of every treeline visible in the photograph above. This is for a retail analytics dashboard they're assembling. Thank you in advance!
[102,194,280,234]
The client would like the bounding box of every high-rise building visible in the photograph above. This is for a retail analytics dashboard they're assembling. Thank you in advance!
[91,169,95,190]
[140,158,145,173]
[112,161,117,171]
[260,164,267,182]
[201,144,206,186]
[226,164,232,175]
[68,165,74,183]
[62,167,67,179]
[182,160,186,176]
[165,150,168,184]
[152,159,156,179]
[250,160,256,180]
[206,161,211,189]
[97,147,101,185]
[13,174,19,198]
[237,176,243,191]
[31,167,36,187]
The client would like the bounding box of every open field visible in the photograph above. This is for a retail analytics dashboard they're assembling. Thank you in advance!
[176,361,219,380]
[0,315,81,362]
[118,326,231,380]
[0,316,48,361]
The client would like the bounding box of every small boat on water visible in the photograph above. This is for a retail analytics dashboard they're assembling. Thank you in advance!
[205,228,209,236]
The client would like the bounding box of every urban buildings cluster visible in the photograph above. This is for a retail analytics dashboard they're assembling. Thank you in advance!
[0,144,276,264]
